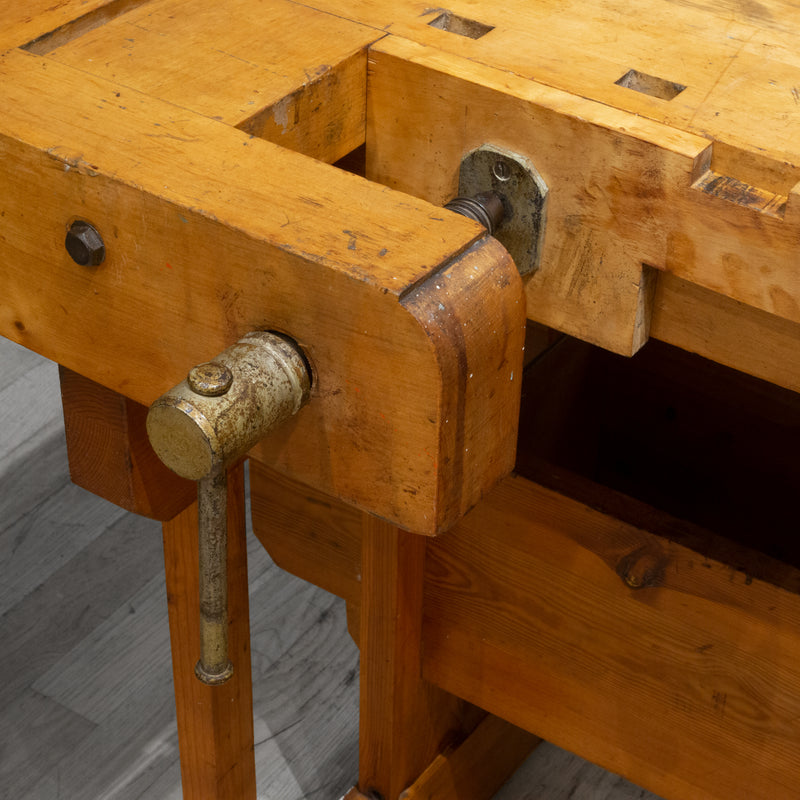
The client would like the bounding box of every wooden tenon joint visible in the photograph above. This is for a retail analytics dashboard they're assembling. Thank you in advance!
[59,366,195,521]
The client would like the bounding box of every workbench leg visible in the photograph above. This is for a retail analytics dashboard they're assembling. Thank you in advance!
[162,461,257,800]
[358,516,480,800]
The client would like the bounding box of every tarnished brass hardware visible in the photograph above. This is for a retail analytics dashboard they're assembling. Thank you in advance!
[445,191,505,235]
[147,331,311,684]
[65,220,105,267]
[147,331,311,481]
[194,466,235,685]
[187,362,234,397]
[454,145,548,276]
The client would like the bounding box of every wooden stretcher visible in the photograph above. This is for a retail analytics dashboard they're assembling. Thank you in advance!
[3,1,800,799]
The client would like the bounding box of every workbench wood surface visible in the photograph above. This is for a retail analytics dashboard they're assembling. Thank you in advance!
[3,0,800,387]
[0,337,664,799]
[1,2,798,798]
[301,0,800,169]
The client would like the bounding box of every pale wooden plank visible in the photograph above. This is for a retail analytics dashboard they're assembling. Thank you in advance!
[298,0,800,171]
[0,0,136,52]
[652,273,800,394]
[0,49,524,536]
[367,32,800,360]
[366,35,706,354]
[423,473,800,800]
[48,0,380,162]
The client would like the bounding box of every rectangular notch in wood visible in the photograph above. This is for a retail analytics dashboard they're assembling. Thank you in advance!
[615,69,686,101]
[21,0,152,55]
[693,171,787,218]
[428,11,494,39]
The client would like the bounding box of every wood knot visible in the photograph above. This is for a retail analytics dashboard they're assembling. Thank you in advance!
[616,545,666,589]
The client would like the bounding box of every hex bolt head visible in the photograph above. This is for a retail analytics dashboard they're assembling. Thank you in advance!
[65,220,105,267]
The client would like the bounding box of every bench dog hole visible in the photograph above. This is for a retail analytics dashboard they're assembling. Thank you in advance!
[616,68,687,101]
[428,10,494,39]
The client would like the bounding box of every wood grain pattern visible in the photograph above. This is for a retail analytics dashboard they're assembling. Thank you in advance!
[423,473,800,800]
[5,6,800,800]
[0,0,138,53]
[0,48,523,534]
[47,0,380,163]
[250,463,362,605]
[366,33,800,356]
[296,0,800,171]
[359,515,482,800]
[161,462,256,800]
[652,273,800,393]
[366,36,706,355]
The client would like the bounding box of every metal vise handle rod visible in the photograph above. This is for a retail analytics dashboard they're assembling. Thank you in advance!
[147,331,311,684]
[196,467,231,684]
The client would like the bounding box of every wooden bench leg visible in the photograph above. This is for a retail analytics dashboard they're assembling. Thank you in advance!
[162,461,256,800]
[357,515,539,800]
[358,516,481,800]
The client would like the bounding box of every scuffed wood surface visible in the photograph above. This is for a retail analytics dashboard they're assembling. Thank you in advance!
[294,0,800,172]
[0,0,142,53]
[0,47,525,534]
[46,0,380,163]
[367,33,800,361]
[367,36,706,355]
[5,0,800,378]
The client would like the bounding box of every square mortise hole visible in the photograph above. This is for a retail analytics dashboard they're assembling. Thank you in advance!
[615,69,687,100]
[428,11,494,39]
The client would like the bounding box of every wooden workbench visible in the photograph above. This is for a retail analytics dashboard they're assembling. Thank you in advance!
[2,1,800,799]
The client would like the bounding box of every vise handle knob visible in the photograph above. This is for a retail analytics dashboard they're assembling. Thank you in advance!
[147,331,310,481]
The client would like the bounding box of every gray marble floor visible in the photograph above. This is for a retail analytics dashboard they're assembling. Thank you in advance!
[0,336,663,800]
